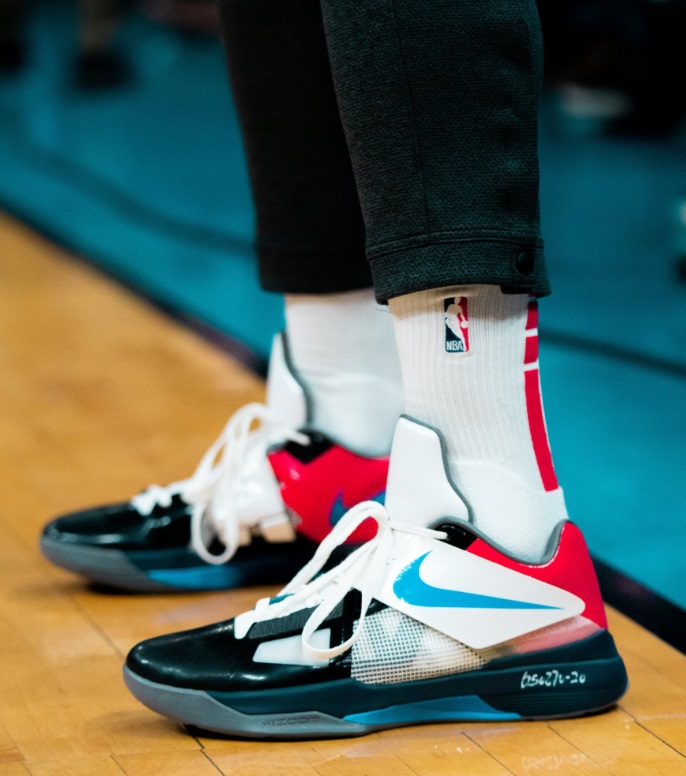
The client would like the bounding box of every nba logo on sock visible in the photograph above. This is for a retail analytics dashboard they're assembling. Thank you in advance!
[444,297,469,353]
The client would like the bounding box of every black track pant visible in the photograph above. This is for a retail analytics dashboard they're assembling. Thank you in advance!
[218,0,549,303]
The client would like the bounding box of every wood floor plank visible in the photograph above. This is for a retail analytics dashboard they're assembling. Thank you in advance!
[0,766,30,776]
[0,723,23,766]
[607,610,686,696]
[551,712,686,775]
[300,740,419,776]
[603,610,686,756]
[204,742,323,776]
[465,722,610,775]
[382,730,515,775]
[114,751,223,776]
[1,211,685,775]
[24,756,127,776]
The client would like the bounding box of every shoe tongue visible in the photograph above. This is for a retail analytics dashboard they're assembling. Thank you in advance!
[265,333,310,430]
[385,417,471,528]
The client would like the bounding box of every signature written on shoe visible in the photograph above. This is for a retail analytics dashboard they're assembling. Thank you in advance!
[520,669,587,689]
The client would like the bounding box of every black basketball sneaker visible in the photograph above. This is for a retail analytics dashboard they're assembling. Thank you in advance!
[40,334,388,592]
[123,417,628,738]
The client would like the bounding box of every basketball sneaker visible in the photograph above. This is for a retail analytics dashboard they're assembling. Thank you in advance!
[39,334,388,592]
[123,416,628,738]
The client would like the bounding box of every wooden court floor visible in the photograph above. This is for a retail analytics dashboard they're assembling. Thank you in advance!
[0,212,684,775]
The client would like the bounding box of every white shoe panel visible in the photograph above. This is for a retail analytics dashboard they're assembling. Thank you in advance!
[373,533,584,649]
[385,417,470,527]
[252,629,331,667]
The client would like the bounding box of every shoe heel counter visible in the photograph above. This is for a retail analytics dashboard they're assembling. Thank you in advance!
[555,523,608,630]
[469,522,609,631]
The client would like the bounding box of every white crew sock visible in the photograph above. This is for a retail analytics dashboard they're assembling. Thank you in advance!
[284,288,403,457]
[389,284,569,562]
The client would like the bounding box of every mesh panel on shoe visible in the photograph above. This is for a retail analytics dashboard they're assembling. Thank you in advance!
[350,607,501,685]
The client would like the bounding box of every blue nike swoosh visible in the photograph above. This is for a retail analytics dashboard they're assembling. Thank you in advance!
[393,552,560,610]
[330,490,386,525]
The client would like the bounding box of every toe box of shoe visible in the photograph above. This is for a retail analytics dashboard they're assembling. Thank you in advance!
[126,620,248,690]
[126,617,347,693]
[42,498,192,550]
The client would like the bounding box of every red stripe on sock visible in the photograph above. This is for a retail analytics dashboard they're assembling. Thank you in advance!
[525,367,559,491]
[524,335,538,365]
[526,300,539,330]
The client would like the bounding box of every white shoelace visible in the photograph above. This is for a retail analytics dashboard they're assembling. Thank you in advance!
[130,403,309,565]
[250,501,447,661]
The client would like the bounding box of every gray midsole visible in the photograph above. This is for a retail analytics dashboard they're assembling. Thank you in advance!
[40,537,172,592]
[123,667,370,739]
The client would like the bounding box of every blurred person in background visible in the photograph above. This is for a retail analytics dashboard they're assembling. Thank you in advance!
[0,0,25,74]
[537,0,686,137]
[0,0,133,87]
[142,0,219,37]
[74,0,133,88]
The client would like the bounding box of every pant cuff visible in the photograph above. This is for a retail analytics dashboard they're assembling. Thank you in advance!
[368,236,549,302]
